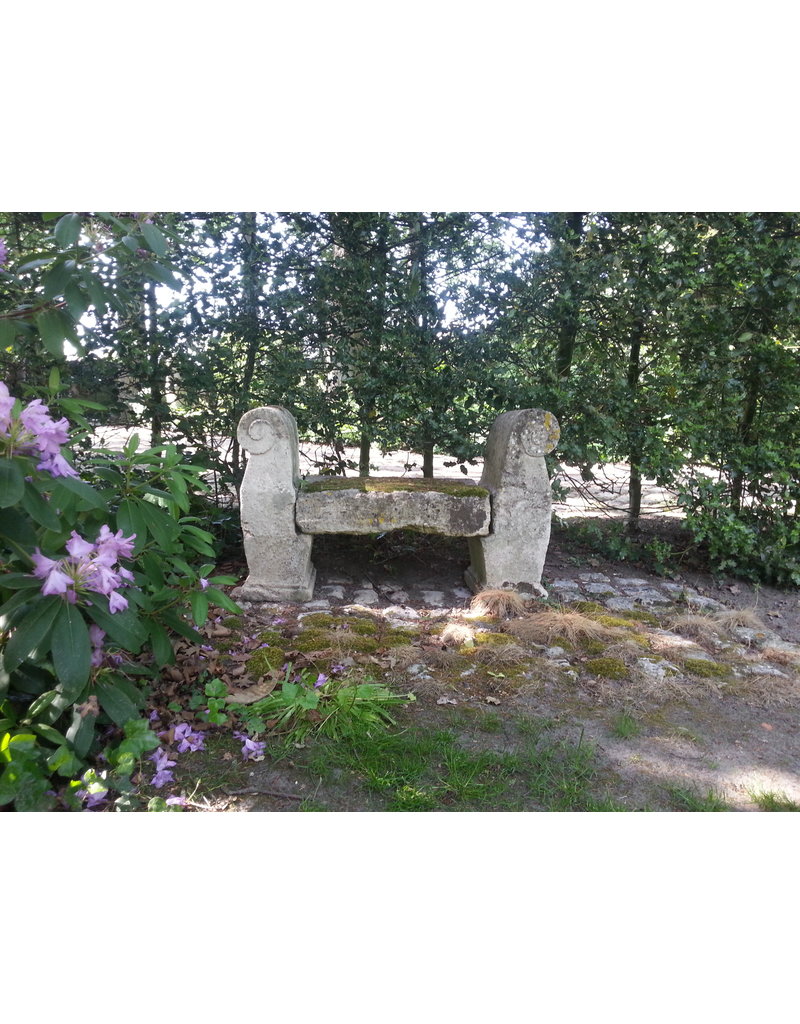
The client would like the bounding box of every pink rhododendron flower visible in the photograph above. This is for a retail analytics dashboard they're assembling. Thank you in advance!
[150,747,176,788]
[173,722,206,753]
[0,383,78,478]
[107,590,129,613]
[30,526,136,612]
[0,237,8,267]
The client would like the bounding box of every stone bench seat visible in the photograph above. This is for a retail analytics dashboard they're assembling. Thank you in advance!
[231,406,560,603]
[296,476,491,536]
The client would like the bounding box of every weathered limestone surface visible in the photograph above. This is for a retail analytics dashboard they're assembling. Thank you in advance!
[231,406,316,602]
[465,408,560,597]
[296,483,490,536]
[233,405,559,603]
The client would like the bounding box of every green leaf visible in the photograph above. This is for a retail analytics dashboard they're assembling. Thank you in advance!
[143,261,180,290]
[94,677,140,727]
[46,744,82,777]
[116,498,148,554]
[27,689,59,718]
[32,722,68,747]
[147,619,174,666]
[0,319,17,349]
[3,595,63,673]
[189,591,209,626]
[160,608,203,644]
[66,708,95,758]
[0,459,25,507]
[82,274,108,315]
[48,366,61,393]
[20,482,62,531]
[42,260,74,299]
[140,222,168,257]
[205,587,241,615]
[64,282,90,321]
[51,602,92,702]
[54,214,82,247]
[50,475,107,510]
[35,309,66,357]
[137,500,178,550]
[84,596,147,653]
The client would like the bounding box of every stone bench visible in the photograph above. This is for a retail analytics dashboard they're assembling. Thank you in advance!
[231,406,560,603]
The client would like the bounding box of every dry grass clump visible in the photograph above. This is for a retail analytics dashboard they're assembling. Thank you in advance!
[471,642,529,666]
[725,673,800,708]
[384,644,424,670]
[711,608,767,633]
[762,645,800,667]
[468,588,527,619]
[439,622,475,647]
[504,609,624,646]
[665,612,722,640]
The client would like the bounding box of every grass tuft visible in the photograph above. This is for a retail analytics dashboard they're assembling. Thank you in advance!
[469,588,527,619]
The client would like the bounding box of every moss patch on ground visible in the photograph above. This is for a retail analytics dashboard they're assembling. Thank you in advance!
[246,612,419,675]
[585,657,629,680]
[680,658,731,678]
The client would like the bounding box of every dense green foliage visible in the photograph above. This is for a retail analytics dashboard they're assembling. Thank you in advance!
[0,215,239,810]
[3,212,799,587]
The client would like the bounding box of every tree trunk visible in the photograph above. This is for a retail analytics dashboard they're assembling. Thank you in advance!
[231,213,261,485]
[731,348,761,513]
[555,212,585,378]
[626,317,644,532]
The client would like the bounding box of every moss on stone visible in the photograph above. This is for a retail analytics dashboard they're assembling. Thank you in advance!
[300,612,337,629]
[615,608,661,627]
[585,657,629,680]
[573,601,606,615]
[473,631,511,646]
[681,658,730,678]
[581,639,609,656]
[301,476,488,498]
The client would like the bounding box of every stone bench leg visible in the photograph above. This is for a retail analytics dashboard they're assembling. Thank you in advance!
[231,406,316,603]
[465,409,560,598]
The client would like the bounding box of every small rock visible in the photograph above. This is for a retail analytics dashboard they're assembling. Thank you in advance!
[352,590,380,606]
[613,577,649,588]
[383,605,420,620]
[604,597,637,612]
[584,582,618,596]
[685,594,725,611]
[302,599,331,610]
[637,657,680,681]
[660,582,698,597]
[387,590,410,604]
[632,589,674,606]
[742,664,788,678]
[421,590,446,607]
[551,579,580,590]
[544,646,567,659]
[578,572,611,582]
[731,626,779,646]
[451,586,473,600]
[320,586,346,601]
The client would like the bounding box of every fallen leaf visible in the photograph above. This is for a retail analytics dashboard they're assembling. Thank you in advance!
[760,722,774,731]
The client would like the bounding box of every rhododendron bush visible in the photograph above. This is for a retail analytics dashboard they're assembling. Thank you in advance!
[0,378,240,810]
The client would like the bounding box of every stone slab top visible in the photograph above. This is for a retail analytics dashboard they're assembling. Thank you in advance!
[300,475,488,498]
[296,480,491,536]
